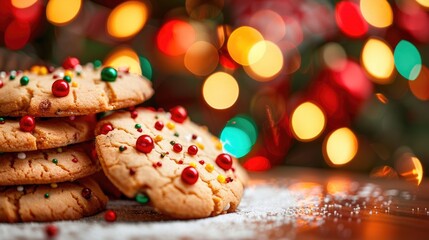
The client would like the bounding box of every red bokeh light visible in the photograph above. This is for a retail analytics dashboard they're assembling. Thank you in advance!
[156,20,196,56]
[4,20,31,50]
[243,156,271,171]
[335,1,368,38]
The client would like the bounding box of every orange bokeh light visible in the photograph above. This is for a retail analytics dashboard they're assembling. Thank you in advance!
[157,20,196,56]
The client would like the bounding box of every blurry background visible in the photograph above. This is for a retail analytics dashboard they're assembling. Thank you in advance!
[0,0,427,184]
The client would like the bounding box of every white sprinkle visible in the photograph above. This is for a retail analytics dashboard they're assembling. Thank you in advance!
[223,203,230,211]
[0,71,6,79]
[17,152,26,159]
[16,186,24,192]
[74,64,83,72]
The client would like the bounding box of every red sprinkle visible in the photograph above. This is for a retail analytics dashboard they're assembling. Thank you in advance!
[152,163,157,168]
[81,188,92,199]
[100,123,113,135]
[156,161,162,167]
[0,80,3,88]
[72,158,78,163]
[45,224,58,238]
[178,160,184,164]
[181,166,199,185]
[19,115,35,132]
[136,135,154,153]
[154,121,164,131]
[137,128,143,132]
[226,177,233,183]
[173,143,183,153]
[62,57,80,70]
[51,80,70,97]
[130,110,138,119]
[187,145,198,156]
[215,153,233,171]
[198,160,205,165]
[170,106,187,123]
[192,134,197,140]
[104,210,117,222]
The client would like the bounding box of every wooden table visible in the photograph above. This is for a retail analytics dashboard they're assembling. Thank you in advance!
[1,167,428,239]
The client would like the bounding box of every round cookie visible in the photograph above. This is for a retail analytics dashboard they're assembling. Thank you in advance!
[0,62,153,117]
[0,115,96,152]
[0,177,108,222]
[0,142,100,185]
[95,107,248,219]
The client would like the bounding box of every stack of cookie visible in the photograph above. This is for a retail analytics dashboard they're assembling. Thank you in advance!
[0,58,154,222]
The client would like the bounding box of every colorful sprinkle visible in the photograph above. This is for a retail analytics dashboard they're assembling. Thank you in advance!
[196,142,205,150]
[17,152,26,159]
[135,123,142,129]
[45,224,58,238]
[199,160,205,165]
[20,76,29,86]
[226,177,233,183]
[17,186,24,192]
[160,152,168,158]
[104,210,117,222]
[215,142,223,150]
[192,134,197,140]
[170,140,176,145]
[50,183,58,188]
[52,80,70,97]
[52,158,58,164]
[189,162,197,168]
[130,110,138,119]
[0,117,5,124]
[154,121,164,131]
[62,57,80,70]
[178,160,184,164]
[166,122,175,130]
[156,161,162,167]
[19,115,35,132]
[44,193,50,199]
[136,135,154,153]
[63,75,72,83]
[181,166,199,185]
[38,66,48,75]
[72,158,78,163]
[64,70,73,78]
[217,174,226,183]
[101,67,118,82]
[93,60,102,69]
[174,132,179,137]
[187,145,198,155]
[216,153,233,171]
[170,106,188,123]
[119,145,127,152]
[71,81,78,87]
[137,128,143,132]
[173,143,183,153]
[100,123,113,135]
[135,193,150,204]
[154,135,163,142]
[9,75,16,80]
[0,80,3,88]
[81,188,92,199]
[205,163,214,173]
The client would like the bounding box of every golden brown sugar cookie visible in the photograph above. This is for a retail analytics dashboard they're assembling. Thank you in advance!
[0,59,153,117]
[0,115,96,152]
[0,142,100,185]
[95,107,248,219]
[0,177,108,223]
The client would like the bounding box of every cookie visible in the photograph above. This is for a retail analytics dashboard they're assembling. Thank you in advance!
[0,62,153,117]
[95,107,248,219]
[0,115,96,152]
[0,177,108,222]
[0,142,100,185]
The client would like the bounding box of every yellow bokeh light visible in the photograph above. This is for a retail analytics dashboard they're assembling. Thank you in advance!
[184,41,219,76]
[227,26,264,66]
[324,128,358,166]
[46,0,82,26]
[107,1,148,39]
[12,0,38,8]
[362,38,394,84]
[291,102,326,142]
[395,152,424,186]
[203,72,239,109]
[417,0,429,7]
[104,47,142,75]
[360,0,393,28]
[245,41,283,82]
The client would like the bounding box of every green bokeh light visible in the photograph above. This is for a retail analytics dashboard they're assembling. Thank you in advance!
[220,115,258,158]
[139,56,152,80]
[394,40,421,80]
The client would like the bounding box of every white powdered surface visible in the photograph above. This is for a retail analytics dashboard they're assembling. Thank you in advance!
[0,185,323,240]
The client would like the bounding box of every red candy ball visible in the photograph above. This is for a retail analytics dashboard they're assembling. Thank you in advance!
[154,121,164,131]
[104,210,117,222]
[0,80,3,88]
[187,145,198,155]
[100,123,113,135]
[181,166,199,185]
[52,80,70,97]
[19,115,35,132]
[170,106,187,123]
[215,153,233,170]
[45,224,58,238]
[173,143,183,153]
[62,57,80,70]
[136,135,154,153]
[130,110,138,119]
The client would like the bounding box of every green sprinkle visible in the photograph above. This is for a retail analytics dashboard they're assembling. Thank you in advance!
[0,117,4,122]
[135,193,150,204]
[160,152,168,158]
[9,75,15,80]
[20,76,29,86]
[44,193,50,199]
[170,141,175,146]
[93,60,102,69]
[52,158,58,164]
[77,71,81,76]
[135,123,141,129]
[119,145,127,152]
[174,132,179,137]
[63,75,72,83]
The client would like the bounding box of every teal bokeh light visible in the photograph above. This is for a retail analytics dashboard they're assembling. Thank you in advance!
[139,56,153,80]
[394,40,421,80]
[220,115,258,158]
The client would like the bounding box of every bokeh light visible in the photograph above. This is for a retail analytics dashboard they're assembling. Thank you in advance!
[139,56,152,80]
[370,166,398,179]
[324,128,358,167]
[248,9,286,42]
[243,156,271,171]
[184,41,219,76]
[395,152,424,186]
[11,0,37,9]
[186,0,224,20]
[409,66,429,100]
[203,72,239,109]
[394,40,422,81]
[4,20,30,50]
[416,0,429,7]
[335,1,368,38]
[245,41,283,82]
[46,0,82,26]
[333,60,372,100]
[107,1,148,39]
[291,102,326,142]
[321,42,347,71]
[157,20,196,56]
[220,115,257,158]
[375,93,389,104]
[360,0,393,28]
[227,26,264,66]
[104,47,142,75]
[361,38,394,84]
